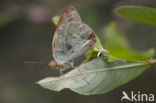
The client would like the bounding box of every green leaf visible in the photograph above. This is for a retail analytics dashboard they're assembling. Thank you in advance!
[52,16,60,26]
[104,23,155,61]
[37,57,156,95]
[115,6,156,26]
[86,36,107,61]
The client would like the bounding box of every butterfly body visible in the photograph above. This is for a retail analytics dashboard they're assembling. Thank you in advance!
[50,6,96,69]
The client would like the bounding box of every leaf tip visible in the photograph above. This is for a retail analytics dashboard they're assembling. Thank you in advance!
[52,15,60,26]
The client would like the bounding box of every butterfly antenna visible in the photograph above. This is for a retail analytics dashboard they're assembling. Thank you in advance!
[24,61,49,72]
[24,61,47,64]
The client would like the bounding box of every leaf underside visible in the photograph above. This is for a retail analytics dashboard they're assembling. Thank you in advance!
[37,57,151,95]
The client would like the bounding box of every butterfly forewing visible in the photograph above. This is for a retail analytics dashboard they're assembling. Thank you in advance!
[52,7,81,57]
[56,6,81,28]
[52,6,96,67]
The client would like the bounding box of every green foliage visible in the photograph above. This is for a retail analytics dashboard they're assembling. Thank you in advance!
[104,23,155,61]
[115,6,156,26]
[86,36,107,61]
[52,16,60,26]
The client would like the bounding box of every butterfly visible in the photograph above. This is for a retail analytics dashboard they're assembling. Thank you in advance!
[49,6,96,71]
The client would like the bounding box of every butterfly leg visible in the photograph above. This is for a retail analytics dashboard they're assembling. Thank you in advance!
[59,68,67,88]
[59,68,65,76]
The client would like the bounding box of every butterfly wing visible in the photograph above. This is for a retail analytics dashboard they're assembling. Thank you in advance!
[55,6,81,30]
[53,21,96,66]
[52,6,96,67]
[52,6,82,62]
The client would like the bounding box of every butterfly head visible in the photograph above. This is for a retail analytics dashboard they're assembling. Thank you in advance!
[48,60,58,69]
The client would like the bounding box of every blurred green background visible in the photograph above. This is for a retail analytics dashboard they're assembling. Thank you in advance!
[0,0,156,103]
